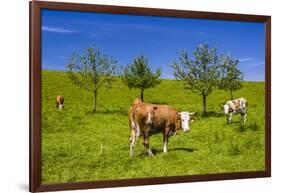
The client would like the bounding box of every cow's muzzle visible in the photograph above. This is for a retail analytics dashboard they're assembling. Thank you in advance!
[183,128,190,132]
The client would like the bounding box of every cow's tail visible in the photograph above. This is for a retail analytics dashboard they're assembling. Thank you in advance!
[129,107,134,131]
[129,105,140,139]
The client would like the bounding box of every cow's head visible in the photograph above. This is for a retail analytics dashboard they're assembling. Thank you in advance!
[178,112,195,132]
[222,103,230,115]
[58,104,64,110]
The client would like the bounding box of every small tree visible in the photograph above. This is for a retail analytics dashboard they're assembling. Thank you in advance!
[122,55,161,101]
[66,47,117,113]
[171,44,223,116]
[219,56,243,100]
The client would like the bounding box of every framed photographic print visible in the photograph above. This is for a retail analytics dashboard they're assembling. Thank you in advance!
[30,1,271,192]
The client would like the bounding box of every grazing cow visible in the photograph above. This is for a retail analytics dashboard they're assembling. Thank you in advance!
[129,98,194,157]
[56,95,64,110]
[222,98,247,123]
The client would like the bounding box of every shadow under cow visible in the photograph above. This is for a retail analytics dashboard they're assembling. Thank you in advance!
[136,147,198,157]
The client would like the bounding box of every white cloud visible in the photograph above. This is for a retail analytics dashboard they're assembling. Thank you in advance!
[42,26,78,33]
[239,57,254,62]
[238,57,264,67]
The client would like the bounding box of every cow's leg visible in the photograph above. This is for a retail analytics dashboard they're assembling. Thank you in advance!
[228,113,233,123]
[163,129,169,154]
[241,112,247,123]
[244,113,247,123]
[143,134,154,156]
[129,129,136,158]
[163,135,169,154]
[135,122,140,142]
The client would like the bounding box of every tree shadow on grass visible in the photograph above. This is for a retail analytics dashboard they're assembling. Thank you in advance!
[201,111,225,118]
[147,100,169,105]
[85,108,128,116]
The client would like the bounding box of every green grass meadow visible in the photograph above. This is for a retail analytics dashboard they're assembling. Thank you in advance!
[41,70,265,184]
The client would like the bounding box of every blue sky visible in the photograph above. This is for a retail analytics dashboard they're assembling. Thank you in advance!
[41,9,265,81]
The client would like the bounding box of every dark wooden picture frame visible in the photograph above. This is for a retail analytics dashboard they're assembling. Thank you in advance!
[30,1,271,192]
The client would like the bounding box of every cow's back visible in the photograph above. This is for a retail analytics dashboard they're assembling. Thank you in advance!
[152,105,177,128]
[138,104,178,130]
[56,96,64,110]
[56,95,64,104]
[226,98,247,112]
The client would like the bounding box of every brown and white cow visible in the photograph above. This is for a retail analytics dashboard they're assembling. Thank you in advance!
[56,95,64,110]
[222,97,247,123]
[129,98,194,157]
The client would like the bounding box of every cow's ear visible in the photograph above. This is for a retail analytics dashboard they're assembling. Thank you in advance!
[177,112,181,120]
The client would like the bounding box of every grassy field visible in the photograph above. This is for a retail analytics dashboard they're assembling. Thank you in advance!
[41,70,265,184]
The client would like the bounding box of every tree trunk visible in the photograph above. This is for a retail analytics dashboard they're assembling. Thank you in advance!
[230,90,233,100]
[140,89,144,101]
[93,89,97,113]
[202,94,207,116]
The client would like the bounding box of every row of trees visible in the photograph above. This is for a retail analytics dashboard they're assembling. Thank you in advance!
[66,44,243,115]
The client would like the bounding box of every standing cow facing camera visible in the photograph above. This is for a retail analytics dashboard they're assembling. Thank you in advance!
[56,95,64,110]
[129,98,194,158]
[222,97,247,123]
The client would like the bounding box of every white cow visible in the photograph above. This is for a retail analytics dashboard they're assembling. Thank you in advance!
[222,98,247,123]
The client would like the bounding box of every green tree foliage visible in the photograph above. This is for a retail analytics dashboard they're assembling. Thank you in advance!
[219,56,243,100]
[171,44,223,115]
[122,55,161,101]
[66,47,117,113]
